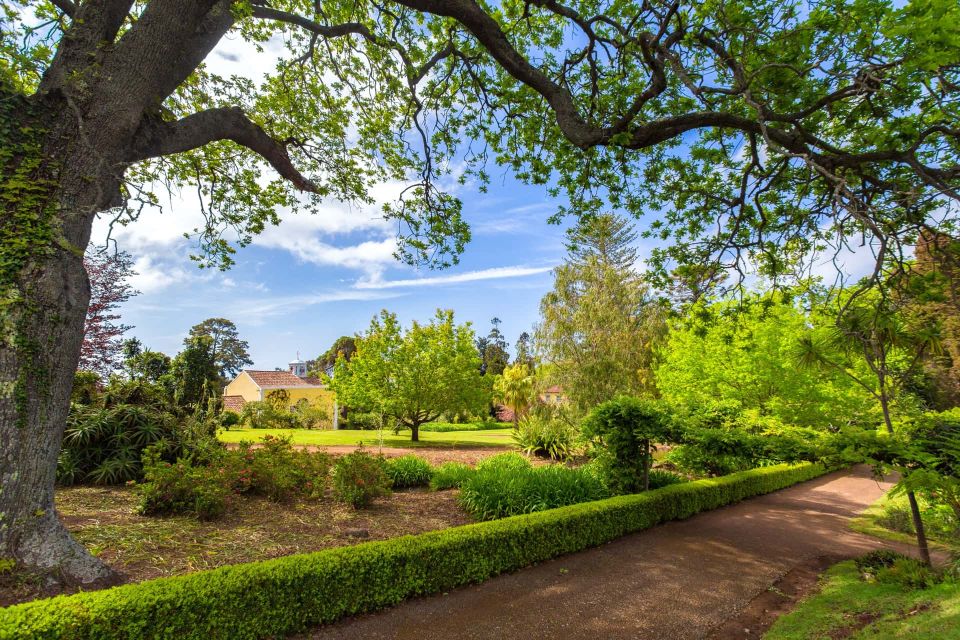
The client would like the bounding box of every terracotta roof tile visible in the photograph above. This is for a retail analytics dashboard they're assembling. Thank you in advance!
[222,395,246,413]
[244,370,324,388]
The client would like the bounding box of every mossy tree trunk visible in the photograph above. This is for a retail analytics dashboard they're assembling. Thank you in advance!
[0,92,124,586]
[0,0,249,585]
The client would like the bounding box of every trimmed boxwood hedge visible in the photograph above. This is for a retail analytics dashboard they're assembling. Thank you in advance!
[0,462,827,640]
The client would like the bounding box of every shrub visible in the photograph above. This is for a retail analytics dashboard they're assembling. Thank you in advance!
[459,464,609,520]
[219,411,240,429]
[332,449,392,507]
[647,469,686,489]
[0,463,827,640]
[231,436,332,502]
[135,448,231,520]
[666,434,760,477]
[475,451,532,473]
[58,402,179,485]
[876,557,938,589]
[420,421,509,432]
[855,549,906,573]
[238,401,300,430]
[136,437,332,519]
[582,396,674,492]
[429,462,476,490]
[386,455,434,489]
[513,412,576,460]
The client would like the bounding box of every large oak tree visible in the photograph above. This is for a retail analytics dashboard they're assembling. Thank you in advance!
[0,0,957,585]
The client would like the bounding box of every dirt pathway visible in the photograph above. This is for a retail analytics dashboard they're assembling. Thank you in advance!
[302,466,907,640]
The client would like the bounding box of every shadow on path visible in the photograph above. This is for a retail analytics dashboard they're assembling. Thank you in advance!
[299,466,911,640]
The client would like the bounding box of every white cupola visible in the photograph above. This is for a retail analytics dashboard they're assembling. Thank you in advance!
[289,352,307,378]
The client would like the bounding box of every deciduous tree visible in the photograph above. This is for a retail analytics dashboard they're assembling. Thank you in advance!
[1,0,957,585]
[332,310,488,441]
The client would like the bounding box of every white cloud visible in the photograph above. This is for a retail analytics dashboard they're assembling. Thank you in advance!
[355,265,554,289]
[224,290,404,324]
[126,255,214,295]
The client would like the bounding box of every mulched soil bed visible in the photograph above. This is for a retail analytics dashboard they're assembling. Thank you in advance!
[0,484,471,608]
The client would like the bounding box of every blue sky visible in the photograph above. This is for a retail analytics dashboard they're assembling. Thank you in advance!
[89,32,876,369]
[94,172,576,368]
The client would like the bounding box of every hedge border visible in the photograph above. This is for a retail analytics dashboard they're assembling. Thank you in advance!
[0,462,828,639]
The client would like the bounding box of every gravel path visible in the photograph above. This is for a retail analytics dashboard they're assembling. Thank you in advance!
[302,466,904,640]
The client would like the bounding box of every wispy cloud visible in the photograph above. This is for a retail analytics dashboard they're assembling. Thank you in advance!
[225,290,405,324]
[355,265,554,290]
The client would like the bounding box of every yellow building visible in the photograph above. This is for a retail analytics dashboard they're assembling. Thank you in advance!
[222,358,336,426]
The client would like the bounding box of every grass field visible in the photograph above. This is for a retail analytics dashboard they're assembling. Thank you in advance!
[764,560,960,639]
[218,427,516,449]
[849,492,960,555]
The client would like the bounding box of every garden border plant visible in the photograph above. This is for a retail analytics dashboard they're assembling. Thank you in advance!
[0,462,828,639]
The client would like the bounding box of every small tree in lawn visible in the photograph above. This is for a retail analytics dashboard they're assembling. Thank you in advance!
[332,309,488,442]
[582,396,673,493]
[796,287,942,565]
[493,363,536,429]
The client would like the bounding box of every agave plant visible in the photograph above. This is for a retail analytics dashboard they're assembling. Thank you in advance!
[58,402,178,486]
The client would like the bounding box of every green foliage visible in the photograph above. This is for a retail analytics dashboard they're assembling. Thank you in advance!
[332,449,392,508]
[230,436,332,502]
[419,421,508,432]
[57,382,189,485]
[167,335,220,410]
[512,411,576,460]
[492,363,535,424]
[136,447,231,521]
[854,549,906,574]
[582,396,673,492]
[459,463,609,520]
[186,318,252,380]
[219,411,240,429]
[385,455,433,489]
[429,462,476,491]
[238,400,300,430]
[332,309,489,440]
[135,436,332,518]
[646,470,686,490]
[665,404,833,477]
[0,463,826,640]
[766,558,960,640]
[70,370,101,405]
[475,451,532,474]
[656,291,876,429]
[537,216,666,412]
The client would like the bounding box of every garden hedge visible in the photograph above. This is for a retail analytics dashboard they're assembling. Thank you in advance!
[0,462,827,639]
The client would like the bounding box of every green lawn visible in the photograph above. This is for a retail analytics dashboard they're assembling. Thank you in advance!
[764,560,960,639]
[849,492,960,555]
[218,427,516,449]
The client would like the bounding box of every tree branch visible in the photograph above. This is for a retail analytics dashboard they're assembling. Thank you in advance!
[50,0,77,17]
[250,6,377,41]
[128,107,319,192]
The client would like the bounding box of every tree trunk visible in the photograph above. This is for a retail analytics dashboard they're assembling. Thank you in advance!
[879,390,932,565]
[642,439,650,491]
[411,422,420,442]
[0,93,123,585]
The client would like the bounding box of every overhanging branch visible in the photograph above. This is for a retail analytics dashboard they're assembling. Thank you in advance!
[128,107,318,192]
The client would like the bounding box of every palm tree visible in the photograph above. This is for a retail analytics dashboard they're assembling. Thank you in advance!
[493,364,535,429]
